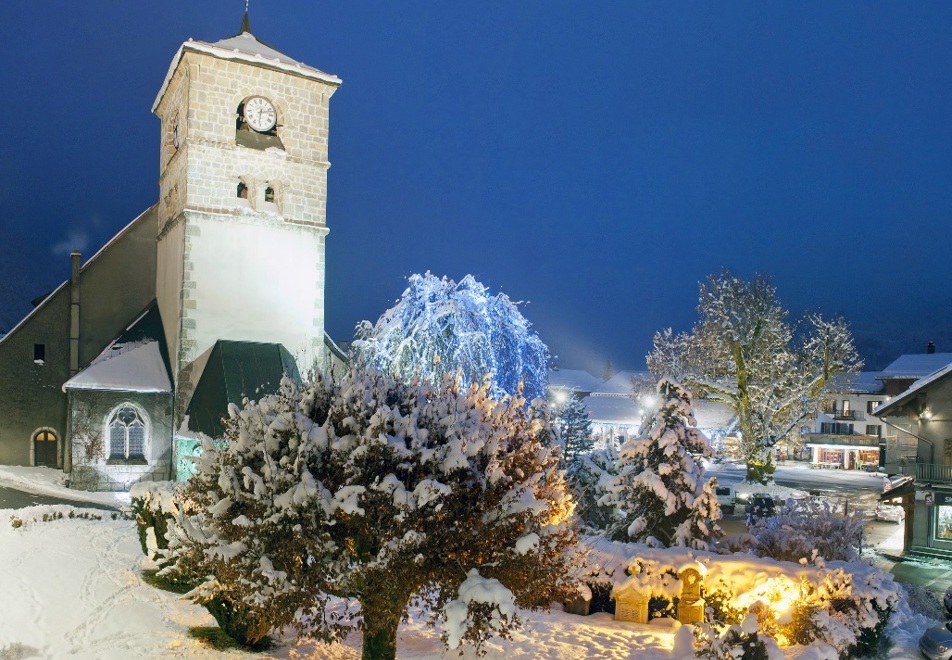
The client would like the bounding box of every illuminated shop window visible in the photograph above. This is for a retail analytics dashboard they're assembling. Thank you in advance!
[937,500,952,540]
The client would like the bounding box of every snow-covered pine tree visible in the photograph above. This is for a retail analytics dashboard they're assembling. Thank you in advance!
[554,395,594,464]
[351,272,550,402]
[602,378,721,549]
[162,367,578,660]
[566,445,618,534]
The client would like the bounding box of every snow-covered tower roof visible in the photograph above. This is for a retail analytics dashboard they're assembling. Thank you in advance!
[152,13,341,112]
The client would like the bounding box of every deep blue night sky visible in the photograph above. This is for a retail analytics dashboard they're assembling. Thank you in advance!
[1,2,950,372]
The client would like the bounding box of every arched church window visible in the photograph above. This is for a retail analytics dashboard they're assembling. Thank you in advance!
[107,405,147,461]
[264,186,275,203]
[237,182,249,199]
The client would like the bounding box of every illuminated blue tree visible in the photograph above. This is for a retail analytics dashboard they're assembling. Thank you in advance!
[352,272,550,402]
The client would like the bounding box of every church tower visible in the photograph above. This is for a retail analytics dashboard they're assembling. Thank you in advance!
[152,16,340,422]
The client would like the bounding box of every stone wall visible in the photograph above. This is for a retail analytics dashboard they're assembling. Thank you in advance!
[67,390,173,492]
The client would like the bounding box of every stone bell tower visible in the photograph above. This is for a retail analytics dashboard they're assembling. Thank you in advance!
[151,14,341,422]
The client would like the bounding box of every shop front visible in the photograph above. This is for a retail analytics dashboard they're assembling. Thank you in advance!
[913,489,952,559]
[804,435,881,471]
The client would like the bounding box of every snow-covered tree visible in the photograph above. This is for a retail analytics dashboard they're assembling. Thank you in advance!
[352,272,550,402]
[553,395,594,464]
[648,271,861,483]
[565,445,618,534]
[601,378,721,549]
[162,368,577,659]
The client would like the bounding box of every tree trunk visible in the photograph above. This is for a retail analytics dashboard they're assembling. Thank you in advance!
[360,600,403,660]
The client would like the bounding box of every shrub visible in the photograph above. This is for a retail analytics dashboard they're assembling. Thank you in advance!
[694,616,773,660]
[703,580,745,626]
[752,498,864,563]
[202,595,273,649]
[129,481,192,561]
[163,370,578,660]
[587,583,616,615]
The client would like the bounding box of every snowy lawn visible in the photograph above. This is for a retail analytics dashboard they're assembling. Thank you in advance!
[0,503,940,659]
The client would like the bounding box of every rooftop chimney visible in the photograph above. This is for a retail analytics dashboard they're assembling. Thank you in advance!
[927,341,936,354]
[69,251,81,374]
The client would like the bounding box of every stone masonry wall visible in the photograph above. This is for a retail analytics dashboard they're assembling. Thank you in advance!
[67,390,173,492]
[153,46,338,429]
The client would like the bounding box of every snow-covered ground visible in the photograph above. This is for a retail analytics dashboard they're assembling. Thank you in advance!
[0,467,940,659]
[0,465,129,508]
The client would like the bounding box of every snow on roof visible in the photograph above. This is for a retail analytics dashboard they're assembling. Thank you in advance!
[64,340,171,393]
[582,395,641,425]
[153,31,341,112]
[580,392,733,431]
[878,353,952,380]
[825,371,886,395]
[547,368,603,394]
[597,370,651,395]
[874,361,952,418]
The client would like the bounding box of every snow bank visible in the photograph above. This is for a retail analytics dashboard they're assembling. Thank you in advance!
[0,465,127,507]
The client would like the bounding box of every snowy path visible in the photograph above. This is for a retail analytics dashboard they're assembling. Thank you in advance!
[0,508,221,659]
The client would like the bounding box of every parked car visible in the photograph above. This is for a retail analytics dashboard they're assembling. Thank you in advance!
[919,620,952,660]
[746,494,776,530]
[875,501,905,524]
[715,484,736,515]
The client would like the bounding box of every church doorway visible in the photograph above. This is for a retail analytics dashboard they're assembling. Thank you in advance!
[32,429,58,467]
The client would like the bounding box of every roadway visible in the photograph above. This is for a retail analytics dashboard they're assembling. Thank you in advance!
[709,461,902,550]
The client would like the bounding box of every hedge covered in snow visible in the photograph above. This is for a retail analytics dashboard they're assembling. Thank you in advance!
[574,536,901,658]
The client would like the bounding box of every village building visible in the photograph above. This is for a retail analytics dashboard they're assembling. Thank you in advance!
[0,16,346,490]
[803,371,891,471]
[875,358,952,559]
[547,367,734,447]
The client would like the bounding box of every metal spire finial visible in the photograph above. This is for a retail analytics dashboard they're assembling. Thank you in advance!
[240,0,251,33]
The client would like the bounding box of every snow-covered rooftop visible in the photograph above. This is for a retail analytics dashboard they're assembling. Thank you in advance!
[878,352,952,380]
[64,340,171,393]
[583,396,642,425]
[597,370,651,395]
[874,362,952,418]
[153,27,341,112]
[548,368,604,394]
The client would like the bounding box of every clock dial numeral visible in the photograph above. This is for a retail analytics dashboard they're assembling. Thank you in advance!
[244,97,276,132]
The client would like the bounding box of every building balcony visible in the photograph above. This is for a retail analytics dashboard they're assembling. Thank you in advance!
[803,433,880,448]
[820,405,866,421]
[902,462,952,486]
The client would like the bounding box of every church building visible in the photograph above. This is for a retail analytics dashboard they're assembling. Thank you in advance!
[0,16,346,490]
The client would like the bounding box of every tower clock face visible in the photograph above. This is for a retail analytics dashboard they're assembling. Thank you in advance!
[243,96,277,132]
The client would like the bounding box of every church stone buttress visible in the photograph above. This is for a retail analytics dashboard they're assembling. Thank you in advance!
[152,25,341,425]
